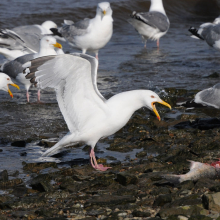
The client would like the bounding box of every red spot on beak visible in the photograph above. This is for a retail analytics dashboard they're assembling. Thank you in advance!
[10,94,13,98]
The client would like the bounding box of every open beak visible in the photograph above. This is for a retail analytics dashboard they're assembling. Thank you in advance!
[8,83,20,98]
[151,100,171,121]
[53,42,62,49]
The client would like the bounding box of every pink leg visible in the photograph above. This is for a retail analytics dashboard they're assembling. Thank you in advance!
[26,91,29,103]
[90,148,111,171]
[95,53,99,60]
[157,39,160,48]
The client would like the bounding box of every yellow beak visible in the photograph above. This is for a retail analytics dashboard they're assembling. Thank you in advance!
[103,10,106,15]
[8,83,20,98]
[151,100,171,121]
[53,42,62,49]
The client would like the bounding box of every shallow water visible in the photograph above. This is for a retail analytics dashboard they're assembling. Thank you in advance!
[0,0,220,178]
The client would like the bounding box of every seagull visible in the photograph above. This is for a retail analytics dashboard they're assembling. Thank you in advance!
[0,72,20,98]
[0,36,62,102]
[0,20,58,60]
[189,16,220,50]
[128,0,170,48]
[24,53,171,171]
[50,2,113,59]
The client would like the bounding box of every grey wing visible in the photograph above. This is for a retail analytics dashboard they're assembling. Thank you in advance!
[204,24,220,47]
[194,83,220,109]
[13,25,42,52]
[1,53,34,79]
[131,11,170,32]
[60,18,90,38]
[24,54,107,133]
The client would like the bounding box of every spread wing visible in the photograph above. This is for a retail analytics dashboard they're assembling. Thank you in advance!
[24,53,107,133]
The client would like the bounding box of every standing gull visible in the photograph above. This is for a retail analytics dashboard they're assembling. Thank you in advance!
[0,21,58,60]
[50,2,113,59]
[189,16,220,50]
[0,73,19,98]
[24,53,171,171]
[1,36,62,102]
[128,0,169,48]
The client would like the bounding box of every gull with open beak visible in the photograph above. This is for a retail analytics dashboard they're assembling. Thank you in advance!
[23,53,171,171]
[50,2,113,59]
[0,72,19,98]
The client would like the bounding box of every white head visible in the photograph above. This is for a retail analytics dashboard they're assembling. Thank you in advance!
[0,73,19,98]
[96,2,112,19]
[143,90,171,121]
[149,0,166,15]
[41,20,58,34]
[40,36,62,50]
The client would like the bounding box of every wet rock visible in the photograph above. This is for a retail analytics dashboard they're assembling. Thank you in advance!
[0,178,23,189]
[30,173,53,192]
[136,150,147,158]
[35,208,59,217]
[23,161,58,173]
[204,72,219,78]
[158,205,204,218]
[20,152,27,156]
[0,170,8,182]
[177,180,194,190]
[38,139,57,148]
[11,140,26,147]
[116,172,138,186]
[85,195,136,207]
[153,194,172,207]
[209,184,220,192]
[169,194,201,207]
[150,187,171,196]
[0,149,2,152]
[188,215,213,220]
[202,192,220,212]
[11,186,28,197]
[195,178,219,189]
[132,209,151,217]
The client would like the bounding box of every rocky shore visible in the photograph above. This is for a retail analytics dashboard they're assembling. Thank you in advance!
[1,88,220,219]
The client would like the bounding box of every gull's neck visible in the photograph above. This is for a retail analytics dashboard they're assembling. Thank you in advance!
[106,90,148,124]
[149,0,166,15]
[36,47,57,58]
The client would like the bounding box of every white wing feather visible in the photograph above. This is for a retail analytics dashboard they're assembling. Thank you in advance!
[34,54,107,133]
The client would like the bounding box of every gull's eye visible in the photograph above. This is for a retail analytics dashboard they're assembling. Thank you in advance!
[46,39,49,42]
[151,95,155,98]
[7,78,10,81]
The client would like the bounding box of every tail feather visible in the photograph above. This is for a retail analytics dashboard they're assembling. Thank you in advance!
[188,26,204,40]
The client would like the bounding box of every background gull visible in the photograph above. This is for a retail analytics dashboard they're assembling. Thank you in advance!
[24,53,171,171]
[189,16,220,50]
[194,83,220,109]
[128,0,169,48]
[50,2,113,59]
[0,36,62,103]
[0,21,58,60]
[0,72,19,98]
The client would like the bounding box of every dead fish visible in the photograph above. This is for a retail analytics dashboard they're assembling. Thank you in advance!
[163,160,220,183]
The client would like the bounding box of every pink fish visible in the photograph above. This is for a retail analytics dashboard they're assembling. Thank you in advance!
[164,160,220,183]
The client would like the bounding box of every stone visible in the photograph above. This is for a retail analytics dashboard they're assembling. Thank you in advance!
[132,210,151,217]
[188,215,213,220]
[202,192,220,212]
[11,140,26,147]
[116,172,138,186]
[0,170,8,182]
[153,194,172,207]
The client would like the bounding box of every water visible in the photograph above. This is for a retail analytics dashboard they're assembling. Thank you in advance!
[0,0,220,177]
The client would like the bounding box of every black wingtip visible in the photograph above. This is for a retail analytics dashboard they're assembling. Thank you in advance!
[50,28,63,37]
[188,26,204,40]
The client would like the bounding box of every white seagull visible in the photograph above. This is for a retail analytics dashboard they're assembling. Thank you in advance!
[0,72,20,98]
[0,36,62,102]
[128,0,170,48]
[189,16,220,50]
[24,53,171,171]
[50,2,113,59]
[0,20,58,60]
